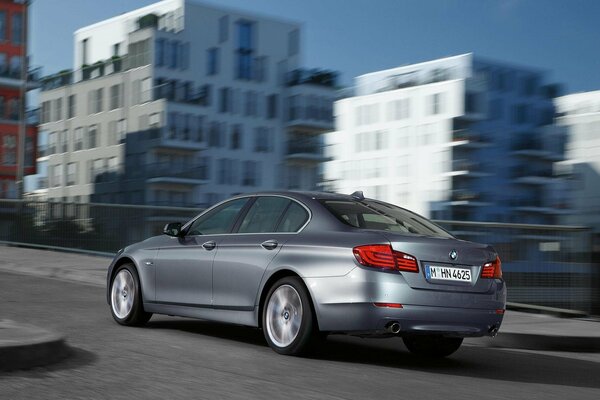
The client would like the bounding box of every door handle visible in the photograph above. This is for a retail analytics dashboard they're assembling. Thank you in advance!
[202,241,216,251]
[261,240,278,250]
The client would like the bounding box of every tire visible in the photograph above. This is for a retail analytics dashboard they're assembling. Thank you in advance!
[403,335,463,358]
[262,276,317,356]
[109,263,152,326]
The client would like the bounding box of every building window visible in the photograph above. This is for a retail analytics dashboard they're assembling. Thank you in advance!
[219,15,229,42]
[1,135,16,165]
[110,84,122,110]
[9,56,21,78]
[236,21,254,80]
[219,87,231,113]
[430,93,443,115]
[267,94,278,119]
[54,98,62,121]
[0,53,7,77]
[0,11,6,42]
[68,95,76,119]
[489,98,503,120]
[231,124,242,149]
[207,47,219,76]
[89,88,103,114]
[48,132,57,155]
[208,121,224,147]
[74,128,83,151]
[513,103,529,124]
[11,12,23,45]
[117,119,127,142]
[288,29,299,56]
[8,98,18,120]
[66,163,77,186]
[254,127,271,152]
[52,164,62,187]
[170,41,179,69]
[155,38,165,67]
[245,91,257,116]
[180,42,190,70]
[60,130,68,153]
[88,125,98,148]
[254,56,268,82]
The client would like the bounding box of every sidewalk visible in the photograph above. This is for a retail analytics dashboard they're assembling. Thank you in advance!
[1,244,600,365]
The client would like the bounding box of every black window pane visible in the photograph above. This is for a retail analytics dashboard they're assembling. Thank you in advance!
[277,202,308,232]
[188,198,248,235]
[238,197,290,233]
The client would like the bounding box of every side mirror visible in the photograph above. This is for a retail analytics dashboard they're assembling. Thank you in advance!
[163,222,183,237]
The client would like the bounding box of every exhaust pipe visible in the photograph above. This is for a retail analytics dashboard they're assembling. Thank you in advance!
[386,322,401,334]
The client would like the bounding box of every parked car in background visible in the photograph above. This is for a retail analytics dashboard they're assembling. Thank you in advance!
[107,191,506,357]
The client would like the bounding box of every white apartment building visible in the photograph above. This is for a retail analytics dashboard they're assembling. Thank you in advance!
[35,0,335,207]
[555,90,600,232]
[325,53,565,224]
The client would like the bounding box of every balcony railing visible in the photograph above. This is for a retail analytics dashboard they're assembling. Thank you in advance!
[287,140,323,155]
[0,66,42,82]
[41,57,127,91]
[286,69,338,88]
[144,162,208,181]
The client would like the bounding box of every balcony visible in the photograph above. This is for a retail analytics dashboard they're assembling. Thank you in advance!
[449,129,492,148]
[0,66,42,89]
[145,162,208,185]
[285,140,329,163]
[154,127,207,151]
[443,190,491,207]
[40,56,127,91]
[286,69,338,89]
[444,159,490,178]
[511,167,555,185]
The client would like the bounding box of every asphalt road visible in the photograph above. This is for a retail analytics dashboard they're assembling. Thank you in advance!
[1,271,600,400]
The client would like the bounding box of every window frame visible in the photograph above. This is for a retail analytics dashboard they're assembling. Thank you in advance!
[183,195,311,236]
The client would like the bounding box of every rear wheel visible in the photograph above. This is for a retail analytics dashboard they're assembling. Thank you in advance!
[110,263,152,326]
[403,335,463,358]
[262,276,316,356]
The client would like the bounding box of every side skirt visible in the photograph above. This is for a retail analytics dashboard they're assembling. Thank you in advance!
[144,302,258,327]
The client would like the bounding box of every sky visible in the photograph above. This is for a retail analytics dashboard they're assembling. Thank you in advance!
[30,0,600,94]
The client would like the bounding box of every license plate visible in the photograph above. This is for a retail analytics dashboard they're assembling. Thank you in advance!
[425,265,472,282]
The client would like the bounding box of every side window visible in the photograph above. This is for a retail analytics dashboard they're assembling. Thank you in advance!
[277,202,309,232]
[238,197,290,233]
[187,198,248,235]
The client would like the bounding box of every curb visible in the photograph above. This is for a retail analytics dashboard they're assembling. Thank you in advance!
[488,332,600,353]
[471,332,600,353]
[0,320,71,372]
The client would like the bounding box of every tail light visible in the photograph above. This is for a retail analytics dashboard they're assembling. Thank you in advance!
[481,256,502,279]
[353,244,419,273]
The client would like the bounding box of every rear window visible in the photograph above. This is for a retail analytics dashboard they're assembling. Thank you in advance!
[319,199,452,238]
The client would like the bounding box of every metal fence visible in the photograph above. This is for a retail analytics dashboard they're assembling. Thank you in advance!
[1,200,598,314]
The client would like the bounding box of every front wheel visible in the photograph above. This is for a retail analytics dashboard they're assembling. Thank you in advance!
[109,263,152,326]
[262,277,316,356]
[403,335,463,358]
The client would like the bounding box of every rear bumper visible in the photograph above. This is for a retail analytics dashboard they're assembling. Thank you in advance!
[304,267,506,337]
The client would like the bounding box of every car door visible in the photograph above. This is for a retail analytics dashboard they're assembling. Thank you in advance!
[212,196,310,310]
[154,197,249,306]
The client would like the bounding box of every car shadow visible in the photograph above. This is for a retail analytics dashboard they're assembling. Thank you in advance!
[145,318,600,389]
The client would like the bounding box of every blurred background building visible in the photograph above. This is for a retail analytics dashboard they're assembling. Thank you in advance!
[556,90,600,249]
[324,53,567,225]
[0,0,37,199]
[32,0,336,207]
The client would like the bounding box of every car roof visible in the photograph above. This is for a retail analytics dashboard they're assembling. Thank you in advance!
[236,190,363,202]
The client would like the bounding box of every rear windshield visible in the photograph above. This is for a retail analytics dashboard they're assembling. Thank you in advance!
[319,199,453,238]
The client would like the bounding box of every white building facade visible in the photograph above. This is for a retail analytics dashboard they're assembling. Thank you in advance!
[325,54,566,224]
[555,90,600,232]
[36,0,335,207]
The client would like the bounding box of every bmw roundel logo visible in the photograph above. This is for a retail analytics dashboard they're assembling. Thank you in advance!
[449,249,458,260]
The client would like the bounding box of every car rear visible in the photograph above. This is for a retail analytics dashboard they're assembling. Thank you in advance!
[305,196,506,338]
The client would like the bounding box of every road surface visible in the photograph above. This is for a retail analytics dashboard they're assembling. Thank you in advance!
[1,270,599,399]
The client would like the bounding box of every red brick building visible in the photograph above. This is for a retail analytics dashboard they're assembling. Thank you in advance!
[0,0,36,198]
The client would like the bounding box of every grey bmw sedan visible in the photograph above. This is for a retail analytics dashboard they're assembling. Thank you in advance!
[107,191,506,357]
